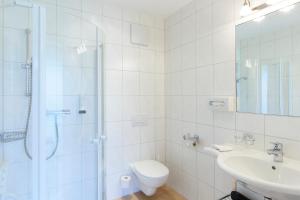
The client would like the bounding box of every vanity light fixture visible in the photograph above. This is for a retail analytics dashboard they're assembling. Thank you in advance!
[240,0,287,18]
[240,0,269,17]
[240,0,252,17]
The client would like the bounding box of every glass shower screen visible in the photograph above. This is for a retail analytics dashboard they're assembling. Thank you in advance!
[43,9,105,200]
[0,2,36,200]
[0,2,104,200]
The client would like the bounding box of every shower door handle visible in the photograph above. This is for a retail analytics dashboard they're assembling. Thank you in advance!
[91,135,107,144]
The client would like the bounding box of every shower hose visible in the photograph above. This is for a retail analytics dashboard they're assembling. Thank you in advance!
[23,65,59,160]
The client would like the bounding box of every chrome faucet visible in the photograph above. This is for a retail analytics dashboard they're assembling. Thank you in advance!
[267,142,283,162]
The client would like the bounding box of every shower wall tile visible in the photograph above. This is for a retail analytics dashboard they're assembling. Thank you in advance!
[3,96,28,130]
[3,62,26,95]
[57,8,81,38]
[3,28,27,62]
[102,17,123,44]
[4,6,30,29]
[4,140,28,163]
[82,0,102,15]
[104,44,123,70]
[0,5,3,26]
[0,29,3,61]
[6,162,30,195]
[0,66,4,102]
[0,97,2,132]
[45,3,57,35]
[103,4,123,20]
[58,0,82,10]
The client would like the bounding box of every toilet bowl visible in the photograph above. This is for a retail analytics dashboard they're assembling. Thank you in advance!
[131,160,169,196]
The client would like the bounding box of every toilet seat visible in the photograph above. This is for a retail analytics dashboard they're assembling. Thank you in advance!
[133,160,169,178]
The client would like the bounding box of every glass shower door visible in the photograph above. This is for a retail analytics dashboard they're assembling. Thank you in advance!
[43,11,104,199]
[1,2,104,200]
[0,2,44,200]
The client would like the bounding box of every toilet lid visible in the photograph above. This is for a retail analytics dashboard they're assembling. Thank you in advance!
[133,160,169,178]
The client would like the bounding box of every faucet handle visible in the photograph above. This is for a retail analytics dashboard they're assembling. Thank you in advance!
[270,142,283,150]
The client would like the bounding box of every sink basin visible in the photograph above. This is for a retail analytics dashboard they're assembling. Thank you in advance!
[217,150,300,196]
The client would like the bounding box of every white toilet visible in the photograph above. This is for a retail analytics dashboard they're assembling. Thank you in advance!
[131,160,169,196]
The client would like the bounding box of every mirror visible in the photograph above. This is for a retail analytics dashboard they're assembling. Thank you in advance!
[236,2,300,116]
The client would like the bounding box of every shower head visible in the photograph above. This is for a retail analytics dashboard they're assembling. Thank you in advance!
[76,43,87,55]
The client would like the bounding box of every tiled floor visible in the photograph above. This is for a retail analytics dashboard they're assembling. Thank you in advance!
[117,186,187,200]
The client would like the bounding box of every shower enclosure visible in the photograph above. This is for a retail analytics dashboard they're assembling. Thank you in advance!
[0,1,105,200]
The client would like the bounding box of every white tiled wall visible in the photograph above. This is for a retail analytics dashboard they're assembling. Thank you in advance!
[2,0,299,199]
[165,0,300,199]
[102,4,165,199]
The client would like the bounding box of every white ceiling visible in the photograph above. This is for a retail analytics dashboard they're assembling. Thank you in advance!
[102,0,193,17]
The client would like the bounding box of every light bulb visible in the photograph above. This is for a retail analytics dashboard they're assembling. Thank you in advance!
[240,4,252,17]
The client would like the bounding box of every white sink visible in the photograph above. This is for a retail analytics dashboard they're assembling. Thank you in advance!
[217,150,300,196]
